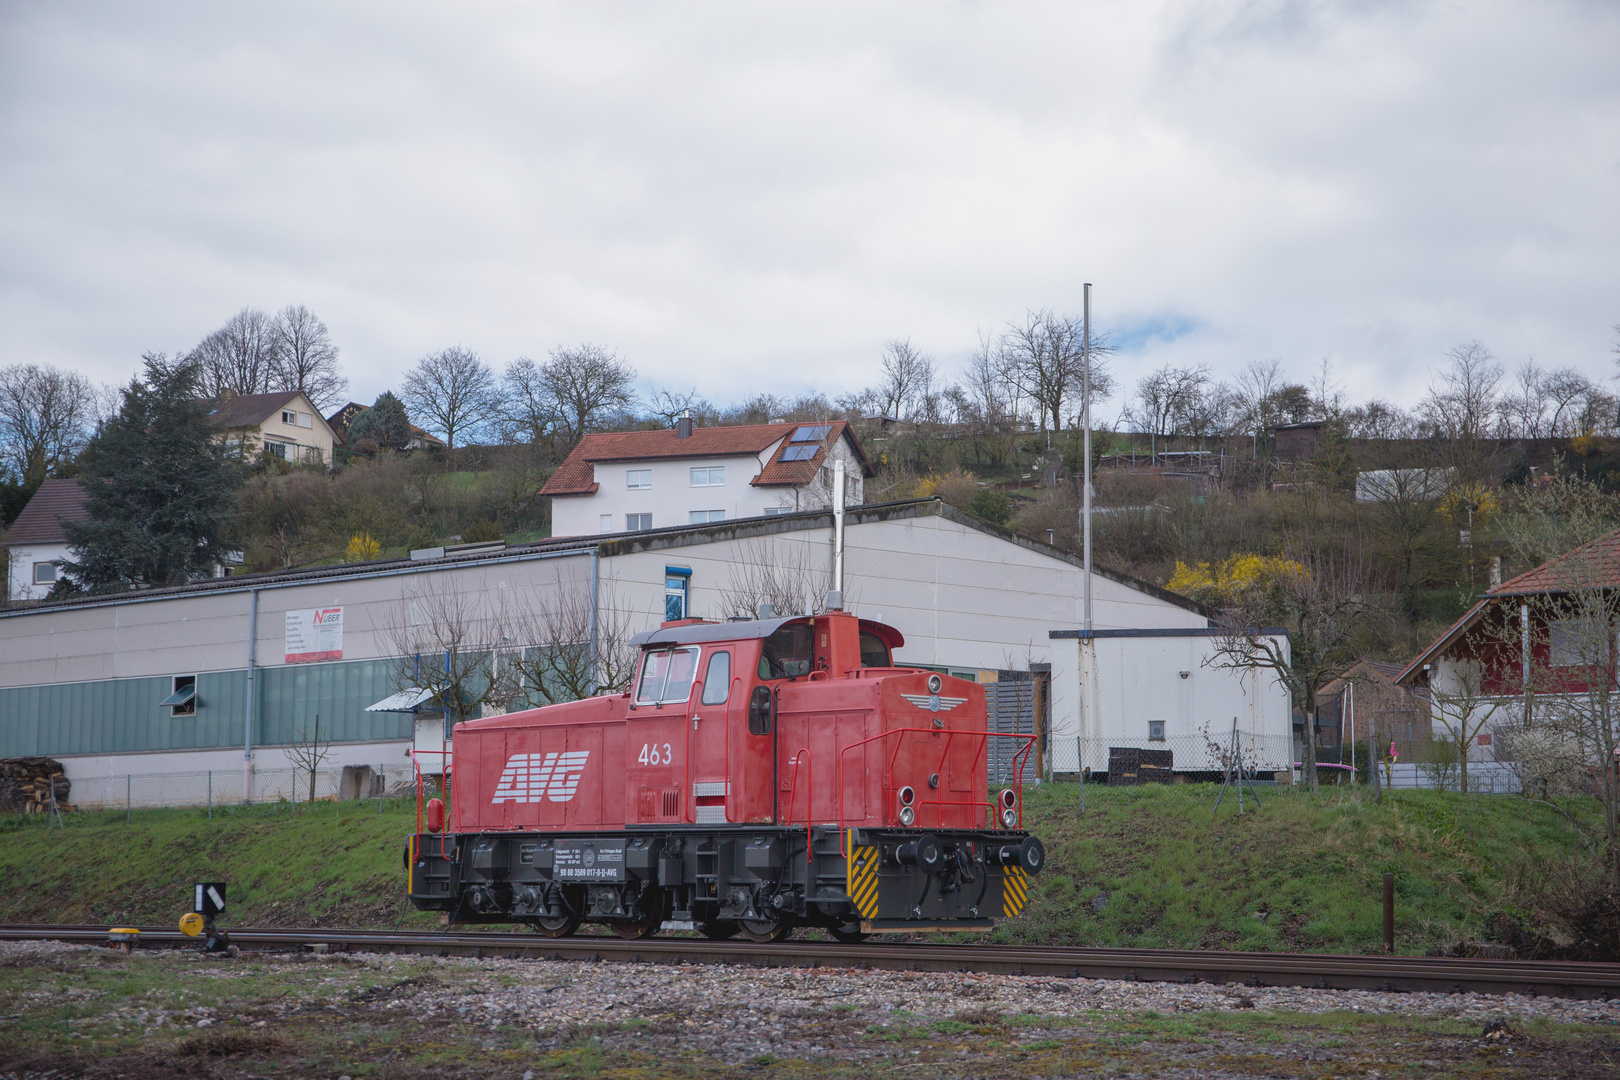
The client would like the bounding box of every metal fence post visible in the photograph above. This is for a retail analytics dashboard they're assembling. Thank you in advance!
[378,764,384,814]
[126,775,131,824]
[207,771,212,820]
[1382,873,1395,952]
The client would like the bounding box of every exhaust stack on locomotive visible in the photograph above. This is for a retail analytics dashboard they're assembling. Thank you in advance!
[406,604,1044,942]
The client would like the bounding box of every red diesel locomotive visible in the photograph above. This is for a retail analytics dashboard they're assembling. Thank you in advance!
[407,604,1045,941]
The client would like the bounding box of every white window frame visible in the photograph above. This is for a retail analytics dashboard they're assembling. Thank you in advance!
[690,466,725,487]
[1147,720,1166,742]
[626,513,652,531]
[32,561,57,585]
[600,514,613,533]
[627,469,652,490]
[298,411,313,428]
[689,510,725,524]
[282,409,298,425]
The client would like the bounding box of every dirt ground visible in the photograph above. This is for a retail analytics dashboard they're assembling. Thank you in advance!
[2,940,1617,1079]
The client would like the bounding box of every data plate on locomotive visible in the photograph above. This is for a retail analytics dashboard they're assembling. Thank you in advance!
[553,841,627,882]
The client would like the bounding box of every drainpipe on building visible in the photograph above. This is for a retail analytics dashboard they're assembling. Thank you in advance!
[243,588,259,804]
[832,459,846,594]
[588,547,600,694]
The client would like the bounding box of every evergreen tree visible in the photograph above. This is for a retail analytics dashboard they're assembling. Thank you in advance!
[347,391,411,451]
[62,354,243,591]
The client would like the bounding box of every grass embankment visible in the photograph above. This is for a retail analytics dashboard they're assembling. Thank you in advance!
[0,784,1599,953]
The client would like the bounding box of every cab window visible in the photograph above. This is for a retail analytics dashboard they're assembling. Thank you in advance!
[859,630,893,668]
[700,650,731,705]
[758,621,813,680]
[636,646,701,704]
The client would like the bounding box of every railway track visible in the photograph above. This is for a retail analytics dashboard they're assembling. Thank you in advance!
[4,923,1616,1001]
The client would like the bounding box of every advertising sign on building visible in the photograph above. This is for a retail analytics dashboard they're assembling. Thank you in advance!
[285,607,343,663]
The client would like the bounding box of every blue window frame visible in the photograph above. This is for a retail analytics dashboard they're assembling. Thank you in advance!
[665,566,692,621]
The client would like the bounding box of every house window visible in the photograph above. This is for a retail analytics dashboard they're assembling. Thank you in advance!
[691,466,725,487]
[282,410,298,425]
[627,469,652,489]
[763,507,790,516]
[1147,720,1166,742]
[689,510,725,524]
[626,513,652,531]
[32,562,57,585]
[298,412,313,428]
[1547,619,1601,667]
[599,515,613,533]
[665,566,692,621]
[267,440,289,460]
[160,675,198,717]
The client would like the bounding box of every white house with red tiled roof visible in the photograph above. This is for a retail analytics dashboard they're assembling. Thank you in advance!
[541,418,874,537]
[210,390,338,465]
[2,479,90,601]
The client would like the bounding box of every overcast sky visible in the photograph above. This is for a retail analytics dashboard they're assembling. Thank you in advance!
[2,1,1617,416]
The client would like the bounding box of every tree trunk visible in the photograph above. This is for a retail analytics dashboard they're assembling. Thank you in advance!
[1300,687,1319,794]
[1458,732,1469,795]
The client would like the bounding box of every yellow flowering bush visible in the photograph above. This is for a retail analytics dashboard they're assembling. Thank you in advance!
[1164,554,1308,606]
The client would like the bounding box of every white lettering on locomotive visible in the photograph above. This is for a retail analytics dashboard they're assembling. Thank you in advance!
[491,751,591,803]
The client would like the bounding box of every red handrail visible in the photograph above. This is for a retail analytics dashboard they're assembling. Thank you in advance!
[411,749,452,835]
[782,748,813,862]
[836,728,1035,847]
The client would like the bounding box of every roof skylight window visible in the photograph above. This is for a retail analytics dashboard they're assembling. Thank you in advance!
[780,445,819,461]
[790,425,831,443]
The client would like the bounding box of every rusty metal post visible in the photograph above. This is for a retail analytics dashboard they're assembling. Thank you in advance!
[1382,873,1395,952]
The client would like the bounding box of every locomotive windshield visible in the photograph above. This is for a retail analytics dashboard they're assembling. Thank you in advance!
[859,630,892,668]
[758,621,813,679]
[636,646,700,704]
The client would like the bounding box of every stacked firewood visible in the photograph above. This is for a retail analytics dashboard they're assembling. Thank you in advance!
[0,757,71,813]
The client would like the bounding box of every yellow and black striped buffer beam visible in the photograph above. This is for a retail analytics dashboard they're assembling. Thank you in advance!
[1001,866,1029,918]
[846,835,881,920]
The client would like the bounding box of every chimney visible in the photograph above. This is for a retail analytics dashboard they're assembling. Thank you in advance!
[675,410,693,439]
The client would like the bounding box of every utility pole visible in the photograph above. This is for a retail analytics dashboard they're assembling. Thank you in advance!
[1082,282,1093,634]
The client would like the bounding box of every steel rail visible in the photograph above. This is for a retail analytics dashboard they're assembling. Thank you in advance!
[3,924,1616,1001]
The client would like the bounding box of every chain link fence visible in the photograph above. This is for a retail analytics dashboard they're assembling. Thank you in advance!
[43,763,416,815]
[1051,733,1298,779]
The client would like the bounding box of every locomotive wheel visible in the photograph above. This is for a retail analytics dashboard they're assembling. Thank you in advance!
[737,914,794,943]
[531,911,582,938]
[610,917,659,940]
[826,918,867,944]
[699,920,740,940]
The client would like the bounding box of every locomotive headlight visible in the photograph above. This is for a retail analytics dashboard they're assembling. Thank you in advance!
[899,805,915,826]
[899,785,915,806]
[1000,806,1018,828]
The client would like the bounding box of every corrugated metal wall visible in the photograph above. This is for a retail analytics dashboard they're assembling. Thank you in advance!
[0,658,409,757]
[987,680,1036,786]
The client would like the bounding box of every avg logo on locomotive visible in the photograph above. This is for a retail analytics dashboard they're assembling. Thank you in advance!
[491,751,591,803]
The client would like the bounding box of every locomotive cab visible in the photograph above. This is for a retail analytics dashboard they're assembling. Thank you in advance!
[407,601,1044,942]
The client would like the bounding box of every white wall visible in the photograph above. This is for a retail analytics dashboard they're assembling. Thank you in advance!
[6,541,71,601]
[550,437,867,537]
[1048,632,1294,774]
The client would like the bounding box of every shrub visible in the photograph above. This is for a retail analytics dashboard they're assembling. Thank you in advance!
[344,533,381,562]
[461,518,505,544]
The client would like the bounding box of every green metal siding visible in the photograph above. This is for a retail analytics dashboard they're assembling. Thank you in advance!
[0,660,411,758]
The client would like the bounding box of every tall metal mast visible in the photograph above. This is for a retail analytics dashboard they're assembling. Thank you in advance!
[1082,282,1093,633]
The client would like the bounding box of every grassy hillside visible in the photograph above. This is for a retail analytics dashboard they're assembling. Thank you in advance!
[0,784,1599,954]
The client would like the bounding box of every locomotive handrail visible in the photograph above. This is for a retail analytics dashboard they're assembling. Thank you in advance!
[782,748,813,862]
[411,750,452,836]
[835,728,1035,849]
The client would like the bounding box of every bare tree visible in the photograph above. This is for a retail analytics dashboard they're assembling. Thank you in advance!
[501,571,642,705]
[643,387,715,429]
[402,346,498,453]
[1428,660,1502,795]
[191,308,280,399]
[996,310,1112,433]
[1206,548,1370,793]
[537,343,636,447]
[1421,341,1503,454]
[269,305,347,410]
[0,364,98,485]
[876,339,935,420]
[1129,364,1212,453]
[496,357,559,448]
[719,538,833,620]
[283,714,333,804]
[379,577,522,730]
[1345,399,1415,440]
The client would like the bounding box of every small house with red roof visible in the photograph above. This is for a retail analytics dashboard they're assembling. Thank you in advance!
[542,417,874,536]
[1396,528,1620,761]
[2,479,90,601]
